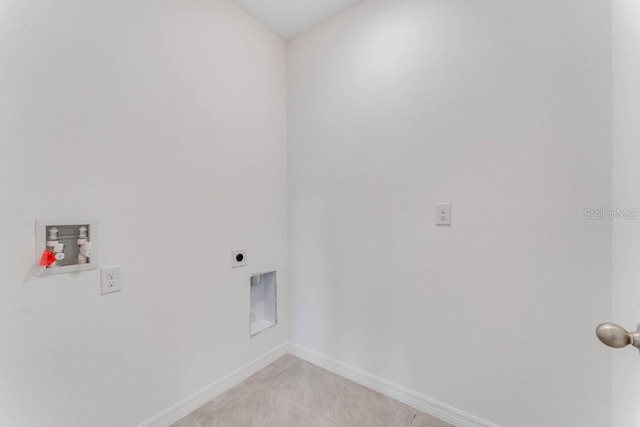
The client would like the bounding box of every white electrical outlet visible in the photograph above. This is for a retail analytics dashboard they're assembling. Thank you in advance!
[101,266,121,294]
[231,249,247,268]
[436,203,452,226]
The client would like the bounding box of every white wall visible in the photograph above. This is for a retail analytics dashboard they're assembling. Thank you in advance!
[612,1,640,426]
[288,1,612,426]
[0,1,288,426]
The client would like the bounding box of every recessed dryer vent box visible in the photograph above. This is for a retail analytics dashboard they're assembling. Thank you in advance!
[35,220,98,277]
[250,271,277,337]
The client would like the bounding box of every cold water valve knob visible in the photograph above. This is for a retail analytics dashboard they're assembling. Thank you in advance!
[77,227,92,264]
[81,242,93,258]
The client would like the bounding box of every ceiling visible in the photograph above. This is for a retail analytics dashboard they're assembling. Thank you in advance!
[231,0,361,40]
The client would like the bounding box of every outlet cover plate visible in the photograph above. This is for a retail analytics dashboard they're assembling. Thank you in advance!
[436,202,452,226]
[101,266,121,295]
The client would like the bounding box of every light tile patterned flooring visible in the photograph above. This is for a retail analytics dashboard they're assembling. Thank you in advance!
[171,355,452,427]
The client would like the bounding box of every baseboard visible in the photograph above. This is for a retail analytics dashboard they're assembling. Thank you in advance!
[288,343,501,427]
[139,341,499,427]
[137,343,289,427]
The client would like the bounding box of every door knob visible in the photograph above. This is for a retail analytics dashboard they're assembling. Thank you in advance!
[596,323,640,349]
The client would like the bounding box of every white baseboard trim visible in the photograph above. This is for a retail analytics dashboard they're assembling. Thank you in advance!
[139,342,499,427]
[137,343,289,427]
[288,343,501,427]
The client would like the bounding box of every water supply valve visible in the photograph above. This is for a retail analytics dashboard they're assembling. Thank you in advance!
[53,243,66,261]
[39,250,57,267]
[35,220,98,276]
[77,226,92,264]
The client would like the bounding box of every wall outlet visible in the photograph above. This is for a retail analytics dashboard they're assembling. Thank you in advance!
[436,203,452,226]
[101,266,121,294]
[231,249,247,268]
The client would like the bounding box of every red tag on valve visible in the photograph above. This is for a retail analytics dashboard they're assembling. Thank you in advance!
[39,250,57,267]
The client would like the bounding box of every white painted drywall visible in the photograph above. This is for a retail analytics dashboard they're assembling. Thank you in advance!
[0,0,288,426]
[231,0,361,39]
[288,1,612,426]
[612,1,640,426]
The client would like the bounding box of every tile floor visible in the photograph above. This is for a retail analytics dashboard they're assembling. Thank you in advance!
[171,355,452,427]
